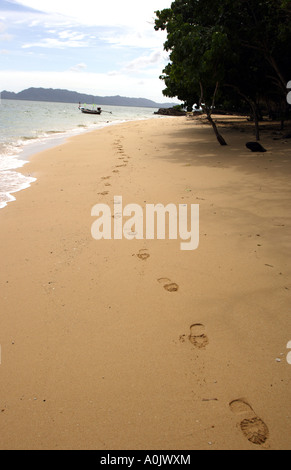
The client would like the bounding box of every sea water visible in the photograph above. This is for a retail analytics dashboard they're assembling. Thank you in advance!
[0,99,161,209]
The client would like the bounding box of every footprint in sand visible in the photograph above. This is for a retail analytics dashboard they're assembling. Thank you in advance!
[98,191,109,196]
[113,140,123,149]
[114,143,125,153]
[137,249,150,261]
[188,323,209,349]
[229,399,269,446]
[158,278,179,292]
[101,176,111,180]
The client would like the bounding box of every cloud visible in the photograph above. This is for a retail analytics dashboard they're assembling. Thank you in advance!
[2,1,169,53]
[58,30,86,41]
[8,0,172,28]
[0,1,175,102]
[0,5,79,31]
[124,51,163,72]
[0,20,13,41]
[69,62,87,72]
[22,36,89,49]
[28,19,41,27]
[107,50,169,79]
[0,32,13,41]
[21,29,90,49]
[100,28,166,50]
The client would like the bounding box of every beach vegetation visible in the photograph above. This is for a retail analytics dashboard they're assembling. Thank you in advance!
[155,0,291,143]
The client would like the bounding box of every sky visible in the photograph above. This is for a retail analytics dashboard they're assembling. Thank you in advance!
[0,0,175,102]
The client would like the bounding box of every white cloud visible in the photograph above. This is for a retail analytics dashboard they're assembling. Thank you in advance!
[21,29,90,49]
[0,33,13,41]
[69,62,87,72]
[0,21,13,41]
[100,28,166,50]
[28,19,41,27]
[124,51,163,72]
[58,30,86,41]
[22,37,88,49]
[107,50,169,79]
[1,1,175,102]
[4,1,168,51]
[8,0,172,28]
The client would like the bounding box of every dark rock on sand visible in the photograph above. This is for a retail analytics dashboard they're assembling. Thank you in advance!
[154,108,186,116]
[246,142,267,153]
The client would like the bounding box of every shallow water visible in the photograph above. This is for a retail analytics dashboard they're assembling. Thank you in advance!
[0,99,160,209]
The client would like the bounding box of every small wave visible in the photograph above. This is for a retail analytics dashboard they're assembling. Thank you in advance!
[0,153,27,171]
[46,130,63,135]
[0,142,36,210]
[0,170,36,209]
[21,136,39,141]
[0,192,16,209]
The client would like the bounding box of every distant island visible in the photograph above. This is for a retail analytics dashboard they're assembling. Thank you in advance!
[0,87,176,109]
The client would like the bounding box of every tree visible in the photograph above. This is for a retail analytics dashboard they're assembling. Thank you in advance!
[156,0,232,145]
[221,0,291,131]
[155,0,291,143]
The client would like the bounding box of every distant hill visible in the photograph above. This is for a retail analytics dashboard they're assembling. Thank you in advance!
[0,88,176,109]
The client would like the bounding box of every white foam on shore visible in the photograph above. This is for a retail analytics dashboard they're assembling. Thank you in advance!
[0,171,36,209]
[0,104,165,211]
[0,143,37,209]
[0,119,116,210]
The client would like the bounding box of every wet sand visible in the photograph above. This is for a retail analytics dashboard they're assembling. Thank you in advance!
[0,116,290,450]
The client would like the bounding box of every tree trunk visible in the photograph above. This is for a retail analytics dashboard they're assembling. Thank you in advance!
[224,84,260,141]
[266,55,287,95]
[251,102,260,142]
[207,113,228,146]
[200,81,227,146]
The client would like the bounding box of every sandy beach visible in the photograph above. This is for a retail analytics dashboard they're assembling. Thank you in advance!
[0,116,290,450]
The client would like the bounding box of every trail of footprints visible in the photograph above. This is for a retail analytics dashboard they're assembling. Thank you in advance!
[135,249,270,446]
[100,176,112,193]
[135,250,179,292]
[99,138,130,194]
[135,249,179,291]
[113,138,130,171]
[98,138,270,448]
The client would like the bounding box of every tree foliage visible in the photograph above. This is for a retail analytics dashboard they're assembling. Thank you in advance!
[155,0,291,142]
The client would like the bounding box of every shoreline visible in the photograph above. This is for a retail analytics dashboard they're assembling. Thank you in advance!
[0,116,290,450]
[0,112,165,211]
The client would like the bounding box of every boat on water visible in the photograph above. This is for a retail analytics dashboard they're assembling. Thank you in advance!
[79,104,102,115]
[78,103,112,115]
